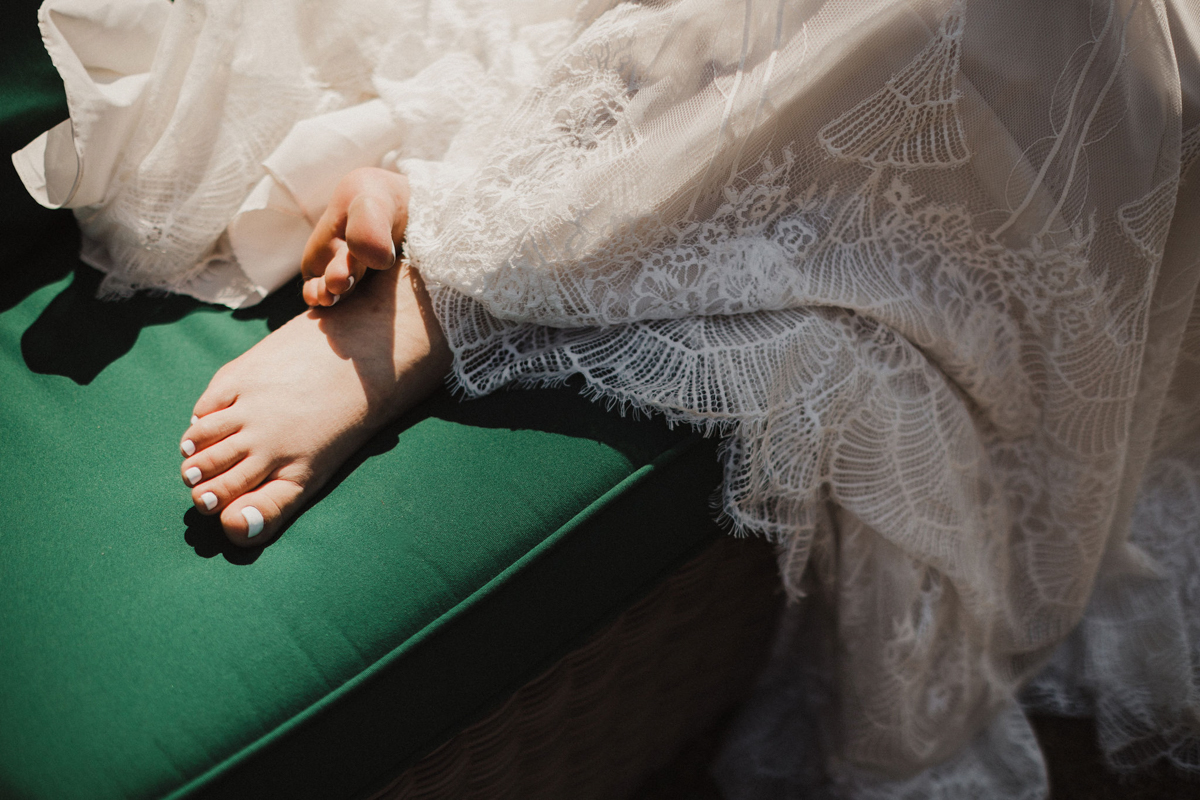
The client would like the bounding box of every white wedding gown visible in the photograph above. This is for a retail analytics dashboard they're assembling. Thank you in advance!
[17,0,1200,796]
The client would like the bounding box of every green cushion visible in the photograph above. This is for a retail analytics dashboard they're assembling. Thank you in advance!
[0,7,725,799]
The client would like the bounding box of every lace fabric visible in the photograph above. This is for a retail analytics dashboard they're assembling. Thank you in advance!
[16,0,1200,797]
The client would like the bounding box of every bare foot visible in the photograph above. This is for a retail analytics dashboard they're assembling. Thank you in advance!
[179,263,451,545]
[301,167,409,307]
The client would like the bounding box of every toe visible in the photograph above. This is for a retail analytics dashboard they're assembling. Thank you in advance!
[221,478,305,546]
[345,195,399,272]
[191,454,274,515]
[302,276,324,306]
[182,435,248,489]
[193,376,239,418]
[304,276,341,307]
[325,269,358,297]
[181,408,242,457]
[322,242,360,296]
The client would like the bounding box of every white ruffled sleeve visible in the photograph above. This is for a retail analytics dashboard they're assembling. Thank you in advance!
[15,0,402,306]
[13,0,170,211]
[13,0,560,307]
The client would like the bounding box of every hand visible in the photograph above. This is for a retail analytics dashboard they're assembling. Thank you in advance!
[301,167,410,306]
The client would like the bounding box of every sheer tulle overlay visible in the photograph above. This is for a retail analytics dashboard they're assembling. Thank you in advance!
[17,0,1200,796]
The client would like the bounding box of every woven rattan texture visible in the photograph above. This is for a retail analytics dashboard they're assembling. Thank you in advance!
[370,535,780,800]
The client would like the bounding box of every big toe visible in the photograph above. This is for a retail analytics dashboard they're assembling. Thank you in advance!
[220,478,305,547]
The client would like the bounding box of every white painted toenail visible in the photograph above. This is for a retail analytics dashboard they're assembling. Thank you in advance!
[185,466,202,486]
[181,439,196,456]
[347,275,355,289]
[201,492,218,511]
[243,506,264,538]
[330,293,341,305]
[191,415,199,425]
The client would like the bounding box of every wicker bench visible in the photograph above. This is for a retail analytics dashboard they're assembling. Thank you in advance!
[0,5,781,797]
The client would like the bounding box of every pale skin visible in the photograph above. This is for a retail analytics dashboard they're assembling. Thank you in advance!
[178,168,451,545]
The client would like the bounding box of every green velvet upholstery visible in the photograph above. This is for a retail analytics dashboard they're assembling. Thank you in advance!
[0,5,725,798]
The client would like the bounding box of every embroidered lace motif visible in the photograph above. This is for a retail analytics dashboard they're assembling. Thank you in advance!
[406,1,1200,793]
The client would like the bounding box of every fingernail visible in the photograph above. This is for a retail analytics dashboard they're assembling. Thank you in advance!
[191,415,199,425]
[243,506,264,538]
[185,466,202,486]
[181,439,196,457]
[346,275,355,289]
[389,241,396,263]
[330,293,341,306]
[201,491,218,511]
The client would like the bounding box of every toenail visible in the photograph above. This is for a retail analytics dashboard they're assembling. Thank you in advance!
[181,439,196,457]
[191,415,199,425]
[346,275,355,289]
[330,293,341,306]
[201,492,218,511]
[185,466,202,486]
[243,506,264,538]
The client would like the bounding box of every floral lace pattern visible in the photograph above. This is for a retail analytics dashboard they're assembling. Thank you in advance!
[409,0,1200,794]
